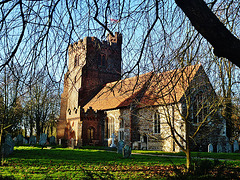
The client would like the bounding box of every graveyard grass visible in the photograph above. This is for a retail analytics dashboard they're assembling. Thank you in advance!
[1,146,240,179]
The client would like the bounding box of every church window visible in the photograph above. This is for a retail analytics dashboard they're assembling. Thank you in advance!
[74,76,77,83]
[97,54,107,67]
[68,109,71,115]
[74,54,79,67]
[119,118,124,141]
[104,118,108,139]
[108,117,115,138]
[192,91,208,123]
[153,112,160,134]
[87,127,94,141]
[120,118,124,129]
[119,131,124,141]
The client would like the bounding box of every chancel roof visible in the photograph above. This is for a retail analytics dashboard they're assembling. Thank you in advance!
[83,64,202,111]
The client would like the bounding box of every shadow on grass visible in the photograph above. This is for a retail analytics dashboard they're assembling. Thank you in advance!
[9,146,185,166]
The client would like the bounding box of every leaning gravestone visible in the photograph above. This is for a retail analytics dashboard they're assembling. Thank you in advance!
[16,134,24,145]
[123,145,131,158]
[49,136,56,145]
[2,134,15,157]
[29,136,36,145]
[208,144,213,153]
[217,144,223,153]
[233,140,239,152]
[39,133,47,147]
[117,140,125,154]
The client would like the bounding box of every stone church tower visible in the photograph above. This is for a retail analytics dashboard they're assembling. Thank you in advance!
[57,32,122,146]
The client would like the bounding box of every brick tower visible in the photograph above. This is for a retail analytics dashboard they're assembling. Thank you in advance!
[57,32,122,145]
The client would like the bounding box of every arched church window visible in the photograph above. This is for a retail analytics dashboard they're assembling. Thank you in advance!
[68,109,71,115]
[87,127,94,141]
[119,118,124,141]
[97,54,107,67]
[120,118,124,129]
[153,111,160,134]
[192,91,208,123]
[74,107,77,114]
[108,117,115,138]
[74,54,79,67]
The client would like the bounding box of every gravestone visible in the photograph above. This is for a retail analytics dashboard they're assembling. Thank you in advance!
[39,133,47,146]
[208,144,213,153]
[16,134,24,145]
[2,134,14,157]
[29,136,36,145]
[123,145,131,158]
[132,141,139,150]
[70,138,74,148]
[233,140,239,152]
[110,133,116,148]
[141,142,147,150]
[117,140,125,154]
[23,138,28,144]
[226,142,232,153]
[217,144,223,153]
[49,136,56,145]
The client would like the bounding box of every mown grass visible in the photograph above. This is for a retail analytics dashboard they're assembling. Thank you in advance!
[0,146,240,179]
[132,150,240,160]
[0,146,185,179]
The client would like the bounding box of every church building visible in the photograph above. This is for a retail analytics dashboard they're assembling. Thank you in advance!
[57,32,227,152]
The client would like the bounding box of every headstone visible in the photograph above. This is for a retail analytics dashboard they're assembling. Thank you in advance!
[123,145,131,158]
[141,142,147,150]
[226,142,232,153]
[117,140,125,154]
[16,134,24,145]
[13,137,17,143]
[29,136,36,145]
[39,133,47,146]
[2,134,14,157]
[49,136,56,145]
[233,140,239,152]
[110,133,116,148]
[217,144,223,153]
[23,138,28,144]
[208,144,213,153]
[132,141,139,150]
[70,138,74,148]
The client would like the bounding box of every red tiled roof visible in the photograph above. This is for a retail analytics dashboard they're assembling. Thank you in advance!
[83,64,201,111]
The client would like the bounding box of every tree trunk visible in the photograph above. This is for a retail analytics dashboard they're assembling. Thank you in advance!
[185,117,191,170]
[0,126,3,166]
[186,144,191,170]
[175,0,240,68]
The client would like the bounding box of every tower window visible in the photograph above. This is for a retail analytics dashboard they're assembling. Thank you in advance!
[74,55,79,67]
[102,55,106,66]
[98,54,107,67]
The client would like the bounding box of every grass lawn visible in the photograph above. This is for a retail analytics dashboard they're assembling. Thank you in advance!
[0,146,240,179]
[132,150,240,160]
